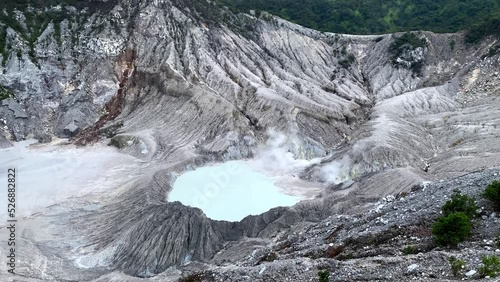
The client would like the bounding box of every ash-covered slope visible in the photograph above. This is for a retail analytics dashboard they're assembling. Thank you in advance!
[0,0,499,281]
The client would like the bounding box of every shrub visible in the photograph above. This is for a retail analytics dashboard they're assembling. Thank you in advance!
[389,32,427,74]
[402,245,417,255]
[389,32,427,54]
[318,270,329,282]
[478,255,500,278]
[432,212,472,247]
[0,27,8,67]
[180,272,206,282]
[449,40,456,51]
[487,44,500,57]
[483,180,500,210]
[441,191,478,218]
[338,53,356,69]
[0,85,14,100]
[449,256,466,277]
[258,251,277,263]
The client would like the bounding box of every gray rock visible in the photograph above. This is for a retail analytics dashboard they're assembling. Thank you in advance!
[63,120,80,138]
[2,98,28,118]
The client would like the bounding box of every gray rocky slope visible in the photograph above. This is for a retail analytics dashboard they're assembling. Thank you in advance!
[0,0,499,281]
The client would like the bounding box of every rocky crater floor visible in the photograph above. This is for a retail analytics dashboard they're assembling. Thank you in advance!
[0,0,499,281]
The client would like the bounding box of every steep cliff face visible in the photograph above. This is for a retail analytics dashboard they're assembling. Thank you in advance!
[1,0,368,155]
[0,0,499,281]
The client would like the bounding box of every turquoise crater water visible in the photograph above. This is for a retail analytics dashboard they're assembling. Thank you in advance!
[168,161,300,222]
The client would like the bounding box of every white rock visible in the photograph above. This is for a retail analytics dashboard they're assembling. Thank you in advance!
[407,264,419,273]
[259,266,266,275]
[465,270,476,277]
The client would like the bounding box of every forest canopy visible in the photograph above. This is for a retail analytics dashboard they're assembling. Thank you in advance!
[215,0,500,35]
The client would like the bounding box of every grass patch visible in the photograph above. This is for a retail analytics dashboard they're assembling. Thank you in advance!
[478,255,500,278]
[449,256,466,277]
[0,85,14,100]
[402,245,417,255]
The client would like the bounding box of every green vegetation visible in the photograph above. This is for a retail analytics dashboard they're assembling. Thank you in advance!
[24,10,67,62]
[449,256,466,277]
[449,40,456,51]
[483,180,500,210]
[389,32,427,74]
[0,0,118,64]
[0,6,67,63]
[215,0,500,36]
[402,245,417,255]
[0,85,14,100]
[432,191,478,247]
[465,16,500,44]
[0,26,8,66]
[478,255,500,278]
[0,0,116,13]
[441,191,478,218]
[0,0,497,55]
[487,44,500,58]
[390,32,427,52]
[318,270,329,282]
[432,212,472,247]
[338,53,356,69]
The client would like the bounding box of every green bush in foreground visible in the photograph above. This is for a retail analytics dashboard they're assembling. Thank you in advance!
[478,255,500,278]
[483,180,500,211]
[441,191,478,218]
[432,212,472,247]
[449,256,466,277]
[318,270,329,282]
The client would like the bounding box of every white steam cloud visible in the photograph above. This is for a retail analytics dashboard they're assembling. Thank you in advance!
[320,155,351,184]
[248,130,352,184]
[249,130,320,175]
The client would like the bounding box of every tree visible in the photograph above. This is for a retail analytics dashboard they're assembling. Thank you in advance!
[483,180,500,210]
[432,212,473,247]
[441,191,478,218]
